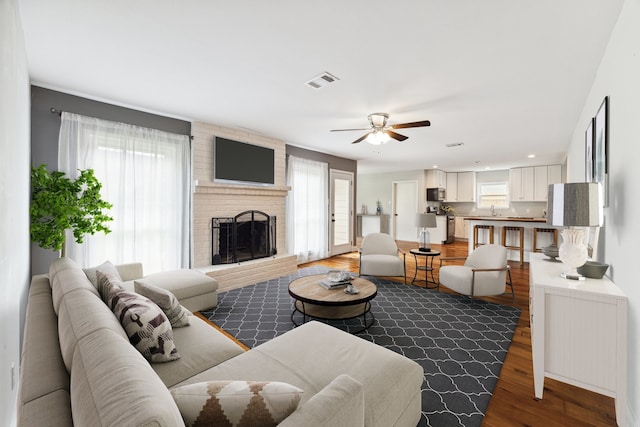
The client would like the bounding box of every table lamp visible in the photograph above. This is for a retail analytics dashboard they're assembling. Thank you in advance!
[547,182,602,280]
[416,213,437,252]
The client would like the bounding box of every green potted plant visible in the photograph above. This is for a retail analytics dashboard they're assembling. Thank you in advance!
[30,164,113,257]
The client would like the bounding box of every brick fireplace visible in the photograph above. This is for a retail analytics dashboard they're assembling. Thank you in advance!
[191,121,296,291]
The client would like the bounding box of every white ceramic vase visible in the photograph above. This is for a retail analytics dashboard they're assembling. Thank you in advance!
[559,228,588,276]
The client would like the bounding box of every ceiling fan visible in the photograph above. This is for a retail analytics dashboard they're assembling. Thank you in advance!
[330,112,431,145]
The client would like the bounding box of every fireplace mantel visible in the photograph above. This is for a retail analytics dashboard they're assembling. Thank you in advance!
[194,180,290,197]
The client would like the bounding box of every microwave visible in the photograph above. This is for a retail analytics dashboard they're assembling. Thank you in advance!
[426,187,446,201]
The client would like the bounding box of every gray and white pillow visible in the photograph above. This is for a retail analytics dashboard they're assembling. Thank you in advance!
[170,380,303,427]
[134,280,191,328]
[83,260,122,288]
[97,271,180,363]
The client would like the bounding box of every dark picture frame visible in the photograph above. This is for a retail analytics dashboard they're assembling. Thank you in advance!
[585,117,595,182]
[594,96,609,206]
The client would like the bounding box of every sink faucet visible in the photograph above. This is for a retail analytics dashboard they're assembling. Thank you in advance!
[490,205,496,216]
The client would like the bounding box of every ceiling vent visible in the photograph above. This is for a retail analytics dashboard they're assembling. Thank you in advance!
[305,72,340,89]
[446,142,465,148]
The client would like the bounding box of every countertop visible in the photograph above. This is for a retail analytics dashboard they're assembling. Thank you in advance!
[463,216,548,223]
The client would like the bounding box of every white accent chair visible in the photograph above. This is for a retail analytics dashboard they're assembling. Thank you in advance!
[358,233,406,284]
[438,244,514,303]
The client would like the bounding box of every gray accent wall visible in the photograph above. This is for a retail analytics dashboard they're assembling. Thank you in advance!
[30,86,192,275]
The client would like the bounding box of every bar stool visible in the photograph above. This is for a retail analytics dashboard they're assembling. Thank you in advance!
[473,225,494,249]
[533,227,558,252]
[501,226,524,266]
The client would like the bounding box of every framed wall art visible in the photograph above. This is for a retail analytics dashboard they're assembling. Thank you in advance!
[594,96,609,206]
[585,117,595,182]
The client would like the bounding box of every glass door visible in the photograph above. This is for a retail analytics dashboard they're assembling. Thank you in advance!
[329,170,354,255]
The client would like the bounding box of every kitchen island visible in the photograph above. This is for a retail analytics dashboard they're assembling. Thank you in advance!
[464,216,560,263]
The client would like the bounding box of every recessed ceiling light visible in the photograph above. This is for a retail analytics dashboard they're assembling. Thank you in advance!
[433,165,439,169]
[528,154,536,158]
[485,166,491,170]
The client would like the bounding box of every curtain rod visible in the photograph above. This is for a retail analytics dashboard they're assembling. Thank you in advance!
[49,107,193,140]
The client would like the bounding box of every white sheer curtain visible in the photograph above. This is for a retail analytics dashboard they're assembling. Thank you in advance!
[286,155,329,263]
[58,112,190,273]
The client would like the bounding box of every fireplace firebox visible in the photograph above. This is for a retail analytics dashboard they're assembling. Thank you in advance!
[211,210,276,264]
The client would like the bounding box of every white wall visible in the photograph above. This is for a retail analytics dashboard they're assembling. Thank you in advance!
[357,169,425,232]
[0,0,31,425]
[358,169,426,213]
[566,0,640,423]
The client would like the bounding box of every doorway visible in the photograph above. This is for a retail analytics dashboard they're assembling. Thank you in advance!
[329,170,354,255]
[392,181,418,242]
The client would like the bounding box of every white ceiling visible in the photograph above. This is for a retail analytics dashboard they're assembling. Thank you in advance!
[19,0,623,174]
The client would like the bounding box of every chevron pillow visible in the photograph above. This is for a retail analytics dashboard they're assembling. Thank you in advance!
[170,380,303,427]
[97,270,180,362]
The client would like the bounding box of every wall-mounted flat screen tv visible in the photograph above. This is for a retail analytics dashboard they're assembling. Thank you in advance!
[214,137,275,185]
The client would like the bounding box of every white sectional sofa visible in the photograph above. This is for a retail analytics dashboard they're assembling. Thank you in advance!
[17,257,423,426]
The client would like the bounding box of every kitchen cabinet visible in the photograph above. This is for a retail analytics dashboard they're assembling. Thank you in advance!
[510,167,535,201]
[530,253,627,426]
[446,173,458,201]
[533,165,562,201]
[511,165,562,202]
[457,172,476,202]
[434,216,447,243]
[454,216,468,239]
[426,169,446,189]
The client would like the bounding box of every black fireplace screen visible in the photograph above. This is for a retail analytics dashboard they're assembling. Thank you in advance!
[211,210,276,264]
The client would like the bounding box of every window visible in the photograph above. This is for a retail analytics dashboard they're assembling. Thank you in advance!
[477,182,509,209]
[58,112,190,273]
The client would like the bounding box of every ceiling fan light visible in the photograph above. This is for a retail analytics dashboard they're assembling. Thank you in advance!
[366,130,389,145]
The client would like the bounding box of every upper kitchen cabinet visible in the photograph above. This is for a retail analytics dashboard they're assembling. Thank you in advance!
[457,172,476,202]
[446,173,458,201]
[510,167,535,201]
[445,171,475,202]
[533,165,562,201]
[510,165,562,202]
[426,169,446,189]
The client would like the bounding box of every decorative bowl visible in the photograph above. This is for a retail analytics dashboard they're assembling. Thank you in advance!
[542,244,559,261]
[577,261,609,279]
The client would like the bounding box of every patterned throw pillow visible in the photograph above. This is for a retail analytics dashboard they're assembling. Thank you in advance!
[96,271,180,362]
[83,260,122,288]
[134,280,191,328]
[170,381,303,427]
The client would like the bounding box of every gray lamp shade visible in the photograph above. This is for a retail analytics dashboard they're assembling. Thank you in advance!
[547,182,603,227]
[416,213,437,228]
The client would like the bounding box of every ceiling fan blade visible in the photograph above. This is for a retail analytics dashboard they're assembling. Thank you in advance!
[386,130,408,141]
[389,120,431,129]
[351,133,371,144]
[330,128,370,132]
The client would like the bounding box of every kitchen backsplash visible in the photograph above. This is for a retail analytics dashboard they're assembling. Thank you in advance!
[426,201,548,218]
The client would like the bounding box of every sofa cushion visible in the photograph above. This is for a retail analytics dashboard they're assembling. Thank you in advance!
[82,260,122,288]
[175,321,423,427]
[97,271,180,362]
[19,276,70,405]
[135,269,219,312]
[135,280,191,327]
[170,380,303,427]
[152,315,246,388]
[49,257,100,315]
[70,328,185,427]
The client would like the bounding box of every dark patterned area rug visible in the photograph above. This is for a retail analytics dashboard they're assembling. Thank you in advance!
[200,266,521,427]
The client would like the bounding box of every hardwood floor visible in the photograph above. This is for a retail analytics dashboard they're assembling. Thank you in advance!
[300,239,617,427]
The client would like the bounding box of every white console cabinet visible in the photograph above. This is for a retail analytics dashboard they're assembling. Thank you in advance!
[529,253,627,426]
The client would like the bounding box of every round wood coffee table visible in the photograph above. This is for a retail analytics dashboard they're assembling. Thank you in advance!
[288,274,377,333]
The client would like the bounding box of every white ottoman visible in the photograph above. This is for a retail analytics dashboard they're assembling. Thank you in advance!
[136,269,218,312]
